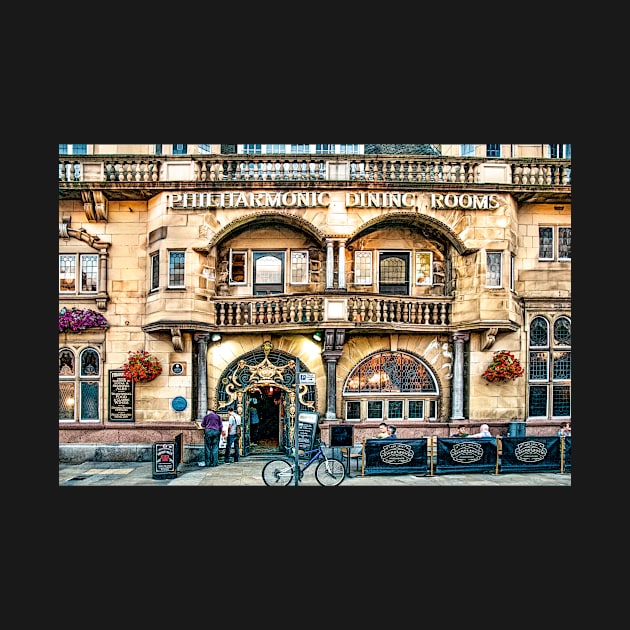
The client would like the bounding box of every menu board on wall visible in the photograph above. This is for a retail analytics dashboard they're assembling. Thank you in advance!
[109,369,134,421]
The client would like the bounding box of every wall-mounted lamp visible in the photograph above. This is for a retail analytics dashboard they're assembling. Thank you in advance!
[312,331,323,342]
[554,206,564,211]
[211,333,222,342]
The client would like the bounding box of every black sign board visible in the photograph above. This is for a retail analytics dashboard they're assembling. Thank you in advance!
[109,369,134,421]
[330,424,354,447]
[297,412,318,452]
[153,441,177,479]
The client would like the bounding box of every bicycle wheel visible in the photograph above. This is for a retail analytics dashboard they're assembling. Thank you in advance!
[314,457,346,486]
[262,459,294,486]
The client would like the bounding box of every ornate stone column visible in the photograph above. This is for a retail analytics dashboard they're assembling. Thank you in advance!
[450,332,469,420]
[194,333,209,421]
[326,240,335,289]
[337,240,346,289]
[322,329,346,420]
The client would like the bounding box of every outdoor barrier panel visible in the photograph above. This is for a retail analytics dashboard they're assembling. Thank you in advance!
[363,438,428,476]
[435,437,498,474]
[562,437,571,472]
[499,436,561,473]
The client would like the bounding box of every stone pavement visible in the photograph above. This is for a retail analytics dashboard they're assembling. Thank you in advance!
[59,456,571,487]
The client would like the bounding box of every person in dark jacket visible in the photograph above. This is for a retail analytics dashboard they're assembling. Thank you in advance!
[201,409,223,467]
[384,425,398,439]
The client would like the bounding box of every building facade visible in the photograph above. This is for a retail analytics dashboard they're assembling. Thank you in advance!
[58,145,571,462]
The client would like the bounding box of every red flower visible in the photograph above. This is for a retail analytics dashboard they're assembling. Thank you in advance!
[482,350,524,383]
[122,350,163,383]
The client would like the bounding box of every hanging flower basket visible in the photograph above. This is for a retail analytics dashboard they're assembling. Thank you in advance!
[58,307,109,333]
[122,350,163,383]
[481,350,524,383]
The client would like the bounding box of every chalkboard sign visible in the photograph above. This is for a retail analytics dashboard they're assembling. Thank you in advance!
[330,424,354,447]
[109,369,134,421]
[297,412,318,452]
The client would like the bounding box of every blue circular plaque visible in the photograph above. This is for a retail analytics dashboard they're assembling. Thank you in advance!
[172,396,187,412]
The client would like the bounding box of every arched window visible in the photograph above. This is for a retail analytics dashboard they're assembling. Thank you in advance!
[343,351,439,422]
[528,315,571,419]
[59,347,101,422]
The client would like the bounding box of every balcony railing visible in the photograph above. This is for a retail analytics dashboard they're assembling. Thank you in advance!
[213,294,452,330]
[59,154,571,187]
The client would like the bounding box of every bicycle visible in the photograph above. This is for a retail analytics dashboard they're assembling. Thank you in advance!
[262,443,346,486]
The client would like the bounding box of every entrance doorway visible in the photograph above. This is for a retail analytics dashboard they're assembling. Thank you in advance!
[254,385,286,449]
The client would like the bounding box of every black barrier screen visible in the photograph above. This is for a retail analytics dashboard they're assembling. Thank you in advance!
[563,437,571,472]
[500,436,561,473]
[435,437,498,474]
[330,424,354,447]
[363,438,428,475]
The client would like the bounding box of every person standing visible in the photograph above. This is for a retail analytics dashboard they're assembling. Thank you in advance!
[249,392,260,445]
[384,425,398,439]
[200,408,222,467]
[451,425,469,437]
[224,406,242,464]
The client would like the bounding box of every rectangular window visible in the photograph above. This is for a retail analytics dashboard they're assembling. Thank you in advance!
[266,144,286,154]
[486,144,501,157]
[510,253,515,292]
[150,252,160,291]
[155,144,163,155]
[539,226,571,261]
[229,251,247,284]
[552,351,571,380]
[346,401,361,421]
[172,144,187,155]
[59,254,76,292]
[290,251,309,284]
[415,251,432,285]
[460,144,475,157]
[548,144,571,159]
[408,400,424,420]
[558,227,571,260]
[197,144,211,154]
[388,400,403,419]
[291,144,310,153]
[354,251,373,285]
[80,254,98,292]
[529,351,549,380]
[367,400,383,420]
[168,251,185,288]
[339,144,360,154]
[316,144,335,154]
[486,252,502,287]
[59,144,87,155]
[528,385,548,417]
[242,144,262,154]
[552,385,571,417]
[428,400,437,420]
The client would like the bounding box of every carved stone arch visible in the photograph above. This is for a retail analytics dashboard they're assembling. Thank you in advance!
[206,210,327,250]
[346,211,475,257]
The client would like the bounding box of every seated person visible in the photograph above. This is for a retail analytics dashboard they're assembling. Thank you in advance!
[557,422,571,437]
[468,423,492,438]
[376,422,388,439]
[384,425,398,439]
[451,425,469,437]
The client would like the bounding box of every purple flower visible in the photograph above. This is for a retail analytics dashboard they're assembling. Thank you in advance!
[58,307,108,333]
